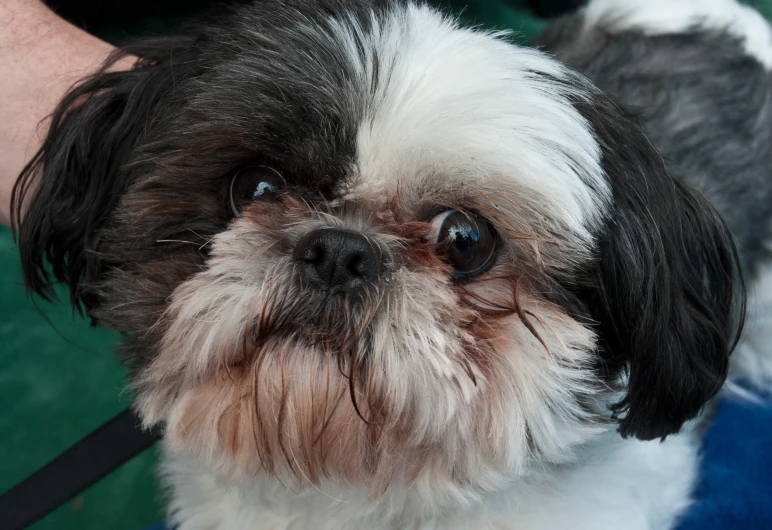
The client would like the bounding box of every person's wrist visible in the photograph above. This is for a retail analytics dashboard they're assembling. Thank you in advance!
[0,0,131,227]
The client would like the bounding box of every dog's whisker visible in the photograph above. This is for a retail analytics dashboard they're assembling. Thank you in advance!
[156,239,199,246]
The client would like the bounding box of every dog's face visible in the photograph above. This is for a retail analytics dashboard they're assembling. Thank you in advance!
[14,0,742,505]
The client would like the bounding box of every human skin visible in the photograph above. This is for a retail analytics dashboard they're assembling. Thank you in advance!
[0,0,127,227]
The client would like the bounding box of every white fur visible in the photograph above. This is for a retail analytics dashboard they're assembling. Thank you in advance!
[584,0,772,389]
[585,0,772,69]
[162,428,699,530]
[335,4,609,245]
[730,243,772,386]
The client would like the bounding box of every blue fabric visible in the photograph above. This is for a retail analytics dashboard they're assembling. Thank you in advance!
[143,395,772,530]
[678,393,772,530]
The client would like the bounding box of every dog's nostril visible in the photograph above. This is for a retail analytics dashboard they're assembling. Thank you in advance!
[304,243,325,265]
[293,228,381,291]
[346,254,364,278]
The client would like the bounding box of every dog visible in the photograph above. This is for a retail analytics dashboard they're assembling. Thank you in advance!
[12,0,772,528]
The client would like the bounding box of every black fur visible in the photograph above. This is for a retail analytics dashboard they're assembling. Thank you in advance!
[11,0,388,378]
[12,0,378,323]
[12,35,204,316]
[574,93,745,440]
[537,14,771,440]
[537,19,772,278]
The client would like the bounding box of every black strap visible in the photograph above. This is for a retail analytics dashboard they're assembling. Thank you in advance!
[0,407,161,530]
[528,0,584,18]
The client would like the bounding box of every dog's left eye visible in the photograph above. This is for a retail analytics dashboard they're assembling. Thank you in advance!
[229,165,286,217]
[429,210,497,279]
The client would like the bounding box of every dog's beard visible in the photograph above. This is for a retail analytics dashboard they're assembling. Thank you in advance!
[134,196,604,501]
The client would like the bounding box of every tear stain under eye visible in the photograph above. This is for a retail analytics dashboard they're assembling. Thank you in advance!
[459,273,552,356]
[374,215,553,375]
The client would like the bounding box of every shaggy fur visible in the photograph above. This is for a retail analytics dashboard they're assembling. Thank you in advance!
[11,0,770,528]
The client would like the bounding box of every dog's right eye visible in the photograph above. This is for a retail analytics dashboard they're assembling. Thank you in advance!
[229,165,286,217]
[428,209,497,280]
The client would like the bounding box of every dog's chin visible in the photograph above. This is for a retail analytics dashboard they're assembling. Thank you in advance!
[165,340,381,485]
[158,331,601,503]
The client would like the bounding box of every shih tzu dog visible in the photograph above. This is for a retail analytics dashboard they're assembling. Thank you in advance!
[12,0,772,528]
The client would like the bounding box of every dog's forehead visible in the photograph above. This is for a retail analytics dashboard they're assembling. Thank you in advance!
[324,4,607,235]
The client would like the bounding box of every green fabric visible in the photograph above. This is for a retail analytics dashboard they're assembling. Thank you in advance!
[1,1,770,529]
[0,235,163,528]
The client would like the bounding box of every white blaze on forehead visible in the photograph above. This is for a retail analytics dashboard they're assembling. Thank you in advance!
[585,0,772,69]
[328,3,609,243]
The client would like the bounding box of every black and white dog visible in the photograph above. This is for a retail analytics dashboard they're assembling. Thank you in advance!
[12,0,772,528]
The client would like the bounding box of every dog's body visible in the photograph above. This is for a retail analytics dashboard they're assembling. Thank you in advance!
[12,1,772,529]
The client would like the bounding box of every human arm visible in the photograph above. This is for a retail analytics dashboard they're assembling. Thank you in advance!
[0,0,122,226]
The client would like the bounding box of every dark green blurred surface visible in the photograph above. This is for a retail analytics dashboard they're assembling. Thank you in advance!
[2,1,771,529]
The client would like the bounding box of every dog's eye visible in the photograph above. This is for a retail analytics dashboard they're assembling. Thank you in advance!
[429,210,496,279]
[229,165,286,217]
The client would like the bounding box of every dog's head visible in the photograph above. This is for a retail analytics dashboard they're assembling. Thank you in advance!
[14,0,743,506]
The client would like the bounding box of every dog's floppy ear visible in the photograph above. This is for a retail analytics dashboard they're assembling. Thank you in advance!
[576,96,746,441]
[11,37,199,318]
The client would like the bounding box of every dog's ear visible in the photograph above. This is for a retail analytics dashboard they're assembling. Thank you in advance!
[576,96,746,441]
[11,37,199,318]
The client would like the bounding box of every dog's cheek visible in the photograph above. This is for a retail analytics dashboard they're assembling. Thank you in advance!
[130,218,294,423]
[476,296,604,469]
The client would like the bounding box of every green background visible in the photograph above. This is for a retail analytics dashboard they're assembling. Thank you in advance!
[2,1,770,529]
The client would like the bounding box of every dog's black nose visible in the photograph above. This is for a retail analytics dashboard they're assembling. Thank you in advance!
[293,228,381,291]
